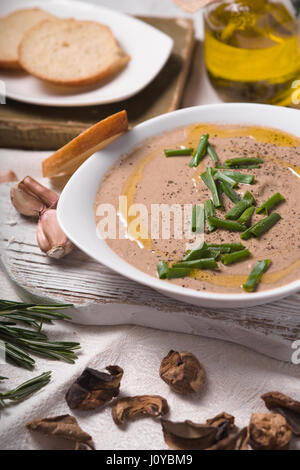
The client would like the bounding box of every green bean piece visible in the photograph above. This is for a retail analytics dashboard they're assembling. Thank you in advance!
[174,258,218,270]
[243,191,256,205]
[208,216,246,232]
[207,143,219,162]
[204,200,216,232]
[237,206,255,226]
[225,200,251,220]
[214,171,238,187]
[207,246,230,253]
[241,213,281,240]
[207,242,245,253]
[243,259,271,292]
[216,164,261,170]
[157,261,168,279]
[189,133,209,167]
[225,191,255,220]
[221,171,255,184]
[231,165,261,169]
[191,205,205,233]
[201,168,222,208]
[164,148,194,157]
[240,227,252,240]
[225,157,263,167]
[219,181,241,204]
[208,249,222,260]
[183,242,208,261]
[221,249,251,266]
[256,192,285,215]
[183,243,220,261]
[167,267,191,279]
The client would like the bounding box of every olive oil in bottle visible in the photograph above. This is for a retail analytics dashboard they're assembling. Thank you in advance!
[204,0,300,103]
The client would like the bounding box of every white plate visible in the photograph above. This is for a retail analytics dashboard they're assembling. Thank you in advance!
[0,0,173,107]
[57,103,300,309]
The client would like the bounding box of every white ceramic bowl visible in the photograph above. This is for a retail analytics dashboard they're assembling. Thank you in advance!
[58,103,300,308]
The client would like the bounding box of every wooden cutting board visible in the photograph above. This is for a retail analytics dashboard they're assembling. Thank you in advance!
[1,183,299,363]
[0,16,195,150]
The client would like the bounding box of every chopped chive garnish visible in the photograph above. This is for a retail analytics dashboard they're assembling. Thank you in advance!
[157,261,168,279]
[221,249,251,266]
[214,171,237,187]
[221,171,255,185]
[207,243,245,253]
[241,213,281,240]
[243,259,271,292]
[237,206,255,226]
[174,258,218,270]
[207,143,219,162]
[204,200,216,232]
[164,148,194,157]
[191,205,205,233]
[256,192,285,215]
[189,133,209,167]
[225,157,263,168]
[219,181,241,204]
[225,191,255,220]
[201,168,222,208]
[208,216,246,232]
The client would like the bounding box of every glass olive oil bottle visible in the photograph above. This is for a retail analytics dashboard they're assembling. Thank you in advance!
[204,0,300,103]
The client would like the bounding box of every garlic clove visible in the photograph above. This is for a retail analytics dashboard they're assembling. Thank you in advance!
[10,184,46,217]
[37,209,73,259]
[0,170,18,183]
[22,176,59,208]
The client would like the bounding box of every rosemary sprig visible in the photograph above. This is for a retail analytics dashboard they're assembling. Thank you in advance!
[0,300,80,370]
[0,372,51,409]
[0,300,72,328]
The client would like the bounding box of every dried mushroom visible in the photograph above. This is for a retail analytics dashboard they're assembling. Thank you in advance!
[159,350,205,395]
[209,427,249,450]
[112,395,169,425]
[161,419,218,450]
[160,412,254,451]
[65,366,123,410]
[26,414,94,450]
[261,391,300,436]
[249,412,292,450]
[206,412,236,443]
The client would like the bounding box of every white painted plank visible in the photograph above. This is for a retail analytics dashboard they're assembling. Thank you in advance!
[1,183,299,361]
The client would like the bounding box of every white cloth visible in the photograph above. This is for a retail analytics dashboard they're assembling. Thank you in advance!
[0,0,299,451]
[1,322,300,450]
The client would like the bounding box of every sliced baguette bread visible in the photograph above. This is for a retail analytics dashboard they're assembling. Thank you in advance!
[42,110,128,177]
[0,8,55,70]
[19,18,130,86]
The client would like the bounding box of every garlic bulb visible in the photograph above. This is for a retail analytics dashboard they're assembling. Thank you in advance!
[10,177,59,217]
[36,209,73,259]
[21,177,59,208]
[10,184,46,217]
